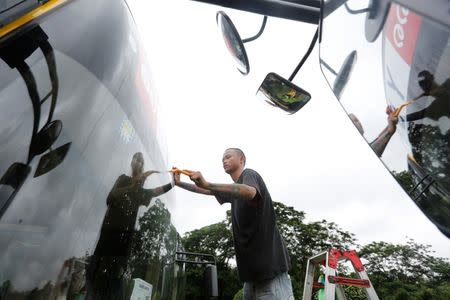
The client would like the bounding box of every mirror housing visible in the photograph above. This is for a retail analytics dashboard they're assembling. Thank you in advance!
[216,11,250,75]
[34,142,71,177]
[257,72,311,114]
[0,162,31,217]
[332,50,357,99]
[205,264,218,297]
[30,120,63,156]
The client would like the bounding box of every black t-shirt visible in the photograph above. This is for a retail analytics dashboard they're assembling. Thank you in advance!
[88,174,153,288]
[95,174,152,256]
[215,169,291,282]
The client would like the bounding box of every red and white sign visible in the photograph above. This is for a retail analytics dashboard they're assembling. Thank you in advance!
[385,4,422,66]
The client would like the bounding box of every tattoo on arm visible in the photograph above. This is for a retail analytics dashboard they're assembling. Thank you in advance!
[371,130,393,157]
[208,183,256,201]
[178,182,213,195]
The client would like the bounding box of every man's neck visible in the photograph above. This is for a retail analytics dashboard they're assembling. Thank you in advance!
[131,171,142,178]
[230,168,244,182]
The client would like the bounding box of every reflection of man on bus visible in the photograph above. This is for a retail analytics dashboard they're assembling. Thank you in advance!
[406,71,450,177]
[87,152,173,299]
[406,71,450,122]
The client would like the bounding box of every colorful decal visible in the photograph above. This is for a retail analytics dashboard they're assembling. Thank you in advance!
[385,4,422,66]
[120,119,135,144]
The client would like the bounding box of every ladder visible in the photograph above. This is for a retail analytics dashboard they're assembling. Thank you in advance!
[302,248,379,300]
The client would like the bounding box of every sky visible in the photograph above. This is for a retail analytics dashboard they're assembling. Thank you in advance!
[127,0,450,258]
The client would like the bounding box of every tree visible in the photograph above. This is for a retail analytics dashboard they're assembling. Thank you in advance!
[181,202,450,300]
[183,202,358,299]
[274,202,357,298]
[128,198,179,293]
[182,216,240,300]
[391,170,414,192]
[359,239,450,299]
[182,220,234,266]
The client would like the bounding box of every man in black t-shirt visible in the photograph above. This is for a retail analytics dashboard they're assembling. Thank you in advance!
[175,148,293,299]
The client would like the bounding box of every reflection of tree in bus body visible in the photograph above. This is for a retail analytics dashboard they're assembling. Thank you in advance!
[127,198,178,288]
[408,123,450,179]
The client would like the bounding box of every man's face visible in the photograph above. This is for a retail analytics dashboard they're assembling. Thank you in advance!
[222,149,242,174]
[131,153,144,174]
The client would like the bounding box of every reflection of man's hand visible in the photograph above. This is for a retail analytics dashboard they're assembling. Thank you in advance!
[386,106,398,133]
[173,171,181,186]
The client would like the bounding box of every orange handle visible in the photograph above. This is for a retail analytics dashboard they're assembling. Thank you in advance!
[393,94,424,117]
[170,167,192,176]
[393,102,411,117]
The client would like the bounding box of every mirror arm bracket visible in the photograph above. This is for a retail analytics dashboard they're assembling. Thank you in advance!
[242,15,267,43]
[319,58,338,75]
[289,26,318,81]
[344,3,370,14]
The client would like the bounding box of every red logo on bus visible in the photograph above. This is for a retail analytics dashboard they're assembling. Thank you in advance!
[385,4,422,65]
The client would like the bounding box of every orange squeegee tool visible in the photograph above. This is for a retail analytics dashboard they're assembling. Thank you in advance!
[170,167,192,176]
[393,94,426,117]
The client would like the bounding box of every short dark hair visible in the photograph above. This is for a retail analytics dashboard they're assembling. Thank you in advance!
[226,148,246,165]
[418,70,434,95]
[132,152,143,161]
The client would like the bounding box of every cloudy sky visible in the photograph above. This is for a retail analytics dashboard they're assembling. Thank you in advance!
[127,0,449,258]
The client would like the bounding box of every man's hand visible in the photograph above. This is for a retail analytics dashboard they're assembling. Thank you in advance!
[188,171,210,189]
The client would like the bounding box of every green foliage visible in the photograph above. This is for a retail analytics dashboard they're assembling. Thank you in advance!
[341,286,366,300]
[274,202,357,299]
[180,202,450,300]
[359,239,450,284]
[127,198,181,299]
[129,198,178,280]
[181,202,359,299]
[359,239,450,299]
[391,170,414,192]
[182,219,240,299]
[393,288,411,300]
[182,220,234,265]
[232,288,243,300]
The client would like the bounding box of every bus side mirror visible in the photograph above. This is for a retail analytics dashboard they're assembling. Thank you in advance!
[216,11,250,75]
[257,72,311,114]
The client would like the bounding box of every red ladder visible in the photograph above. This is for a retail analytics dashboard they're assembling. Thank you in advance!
[302,248,379,300]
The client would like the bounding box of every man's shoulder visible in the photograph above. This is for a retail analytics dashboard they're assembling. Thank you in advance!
[243,168,260,177]
[241,169,266,188]
[118,174,129,180]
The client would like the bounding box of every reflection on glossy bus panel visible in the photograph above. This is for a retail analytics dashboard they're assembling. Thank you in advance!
[0,0,187,299]
[320,0,450,237]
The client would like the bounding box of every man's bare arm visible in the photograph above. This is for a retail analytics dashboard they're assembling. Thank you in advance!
[187,171,257,201]
[205,183,256,201]
[371,128,395,157]
[371,107,398,157]
[150,183,173,198]
[177,181,213,195]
